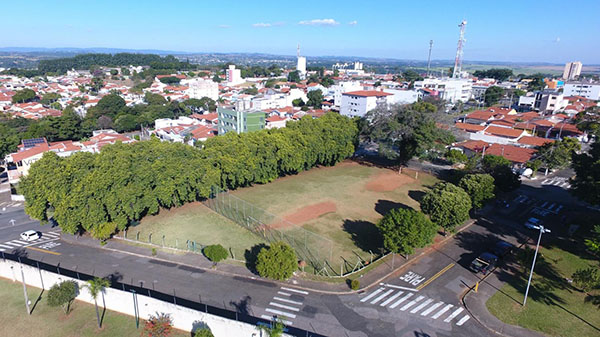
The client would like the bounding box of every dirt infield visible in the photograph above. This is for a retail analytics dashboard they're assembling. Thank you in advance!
[271,201,337,229]
[365,170,415,192]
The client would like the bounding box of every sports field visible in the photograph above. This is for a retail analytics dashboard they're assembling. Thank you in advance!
[132,161,438,274]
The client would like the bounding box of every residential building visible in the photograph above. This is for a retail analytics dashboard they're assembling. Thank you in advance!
[331,81,363,108]
[218,107,265,135]
[563,61,582,80]
[534,90,568,113]
[340,90,393,117]
[182,78,219,100]
[563,81,600,100]
[383,89,420,105]
[413,78,472,103]
[226,65,243,86]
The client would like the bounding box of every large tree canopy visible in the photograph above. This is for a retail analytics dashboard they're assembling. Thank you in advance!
[571,142,600,205]
[421,182,471,231]
[376,208,437,255]
[458,173,495,209]
[21,113,358,239]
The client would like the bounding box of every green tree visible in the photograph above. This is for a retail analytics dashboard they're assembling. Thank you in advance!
[194,328,214,337]
[40,92,61,106]
[484,86,504,106]
[145,92,168,105]
[572,268,600,292]
[114,114,139,132]
[255,242,297,280]
[88,93,126,119]
[446,149,468,164]
[83,277,111,328]
[307,89,323,107]
[376,208,437,255]
[458,174,495,209]
[473,69,513,81]
[482,155,511,172]
[242,86,258,95]
[537,137,581,170]
[47,280,78,314]
[287,70,300,83]
[321,76,334,87]
[212,74,222,83]
[11,88,37,103]
[584,225,600,257]
[142,312,173,337]
[292,98,304,107]
[402,70,423,83]
[158,76,180,84]
[258,318,286,337]
[571,142,600,205]
[203,244,229,264]
[421,182,471,232]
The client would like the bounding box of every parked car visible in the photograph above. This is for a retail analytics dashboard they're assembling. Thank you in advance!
[470,252,498,275]
[524,217,542,229]
[20,230,41,241]
[493,241,514,258]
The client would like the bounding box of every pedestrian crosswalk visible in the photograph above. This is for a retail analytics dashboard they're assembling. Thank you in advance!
[0,231,60,252]
[541,177,571,189]
[261,286,308,326]
[0,201,23,208]
[359,286,470,326]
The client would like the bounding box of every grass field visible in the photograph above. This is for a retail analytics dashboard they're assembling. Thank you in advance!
[486,240,600,337]
[131,161,438,274]
[0,277,188,337]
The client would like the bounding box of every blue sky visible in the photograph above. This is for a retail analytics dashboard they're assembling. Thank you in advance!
[3,0,599,63]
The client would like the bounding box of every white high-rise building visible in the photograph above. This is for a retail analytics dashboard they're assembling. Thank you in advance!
[564,81,600,100]
[296,44,306,78]
[182,78,219,100]
[563,61,582,80]
[226,65,243,85]
[413,78,472,103]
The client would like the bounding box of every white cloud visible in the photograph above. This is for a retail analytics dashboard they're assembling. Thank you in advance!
[218,24,230,29]
[348,20,358,26]
[252,23,272,28]
[298,18,340,26]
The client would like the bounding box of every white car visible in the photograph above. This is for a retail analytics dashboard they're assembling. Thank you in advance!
[20,230,41,241]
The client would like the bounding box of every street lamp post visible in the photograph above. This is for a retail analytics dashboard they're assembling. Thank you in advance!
[523,225,551,306]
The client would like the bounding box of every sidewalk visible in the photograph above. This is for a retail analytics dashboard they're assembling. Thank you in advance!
[62,218,476,294]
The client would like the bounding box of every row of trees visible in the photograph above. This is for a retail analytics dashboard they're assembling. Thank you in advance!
[21,113,358,239]
[473,68,514,81]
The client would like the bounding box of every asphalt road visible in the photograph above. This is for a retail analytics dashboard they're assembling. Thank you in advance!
[1,170,582,337]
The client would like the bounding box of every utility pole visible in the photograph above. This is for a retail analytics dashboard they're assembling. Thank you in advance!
[426,40,434,77]
[20,264,31,315]
[523,225,551,306]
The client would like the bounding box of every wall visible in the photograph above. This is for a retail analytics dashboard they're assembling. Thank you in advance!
[0,258,278,337]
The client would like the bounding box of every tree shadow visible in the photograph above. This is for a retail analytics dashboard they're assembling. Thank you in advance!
[229,295,252,316]
[374,200,411,216]
[585,294,600,308]
[407,190,426,203]
[105,271,124,285]
[244,243,268,275]
[342,219,382,253]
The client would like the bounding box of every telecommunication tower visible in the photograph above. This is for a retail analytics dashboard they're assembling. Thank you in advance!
[426,40,434,77]
[452,20,467,78]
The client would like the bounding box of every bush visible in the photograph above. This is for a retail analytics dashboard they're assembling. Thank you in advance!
[256,242,297,280]
[47,280,79,314]
[194,328,214,337]
[573,268,600,292]
[151,248,157,256]
[203,244,229,263]
[446,149,467,164]
[142,312,173,337]
[350,279,360,290]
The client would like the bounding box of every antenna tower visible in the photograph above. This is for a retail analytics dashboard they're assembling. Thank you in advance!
[452,20,467,78]
[426,40,433,77]
[297,44,300,58]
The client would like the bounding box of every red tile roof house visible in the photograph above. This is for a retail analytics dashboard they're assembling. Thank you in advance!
[453,140,536,167]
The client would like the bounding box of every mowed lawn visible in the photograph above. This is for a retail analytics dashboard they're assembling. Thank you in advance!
[0,277,188,337]
[131,202,266,260]
[486,241,600,337]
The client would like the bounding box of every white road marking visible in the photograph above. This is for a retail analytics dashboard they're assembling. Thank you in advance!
[540,201,548,207]
[420,301,443,316]
[432,304,453,319]
[12,240,29,245]
[265,308,296,319]
[361,288,384,302]
[380,291,404,307]
[541,179,550,184]
[277,291,291,297]
[379,283,418,292]
[280,287,308,295]
[553,180,562,186]
[370,289,394,304]
[0,244,13,249]
[410,298,434,314]
[44,232,60,237]
[5,241,22,247]
[389,293,414,309]
[547,203,555,210]
[400,295,424,311]
[273,297,303,305]
[261,314,292,326]
[444,307,464,323]
[269,302,300,312]
[456,315,471,326]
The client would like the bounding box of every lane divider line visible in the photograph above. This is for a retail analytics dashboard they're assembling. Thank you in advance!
[416,263,455,291]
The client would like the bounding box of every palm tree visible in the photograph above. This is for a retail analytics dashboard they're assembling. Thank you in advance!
[83,277,111,328]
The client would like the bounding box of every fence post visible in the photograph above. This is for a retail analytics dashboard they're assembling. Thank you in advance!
[148,233,152,244]
[162,235,165,247]
[136,232,140,241]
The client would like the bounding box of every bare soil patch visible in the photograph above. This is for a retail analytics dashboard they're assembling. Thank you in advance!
[271,201,337,229]
[365,171,414,192]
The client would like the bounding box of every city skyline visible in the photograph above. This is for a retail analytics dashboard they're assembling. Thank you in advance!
[3,0,599,64]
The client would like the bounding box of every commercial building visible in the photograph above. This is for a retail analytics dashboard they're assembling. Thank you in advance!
[340,90,393,117]
[182,78,219,101]
[563,81,600,100]
[218,107,265,135]
[563,61,582,80]
[413,78,472,103]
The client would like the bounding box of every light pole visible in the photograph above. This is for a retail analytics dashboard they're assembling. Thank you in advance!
[523,225,551,306]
